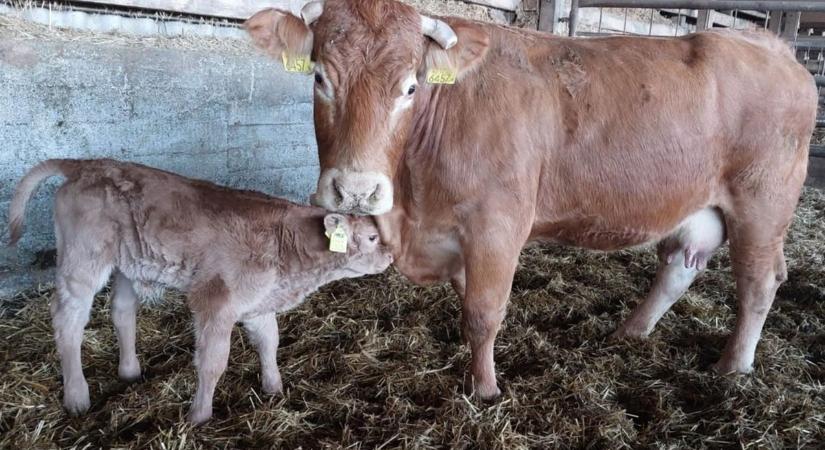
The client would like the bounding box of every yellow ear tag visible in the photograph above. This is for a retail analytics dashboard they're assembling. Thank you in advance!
[328,225,348,253]
[426,68,457,85]
[281,52,314,74]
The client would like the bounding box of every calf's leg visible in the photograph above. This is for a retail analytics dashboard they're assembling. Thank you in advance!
[188,311,233,425]
[111,271,141,381]
[243,313,282,395]
[52,262,112,415]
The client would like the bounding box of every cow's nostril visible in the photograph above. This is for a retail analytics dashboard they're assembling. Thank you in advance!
[368,184,381,204]
[332,179,345,204]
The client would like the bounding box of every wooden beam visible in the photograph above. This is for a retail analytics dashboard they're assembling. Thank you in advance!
[78,0,524,19]
[462,0,522,11]
[538,0,564,33]
[79,0,297,20]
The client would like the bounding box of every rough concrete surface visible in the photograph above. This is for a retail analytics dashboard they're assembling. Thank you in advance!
[0,33,317,296]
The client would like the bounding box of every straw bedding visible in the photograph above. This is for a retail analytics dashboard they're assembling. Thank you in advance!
[1,188,823,449]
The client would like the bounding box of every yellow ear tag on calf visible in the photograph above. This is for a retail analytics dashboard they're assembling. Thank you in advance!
[328,225,348,253]
[281,52,314,74]
[426,68,457,85]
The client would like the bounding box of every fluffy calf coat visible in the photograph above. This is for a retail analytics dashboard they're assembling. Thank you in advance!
[7,158,393,424]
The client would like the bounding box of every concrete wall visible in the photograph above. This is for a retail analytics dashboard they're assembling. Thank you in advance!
[0,36,317,296]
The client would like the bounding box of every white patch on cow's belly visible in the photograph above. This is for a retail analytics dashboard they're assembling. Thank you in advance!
[659,207,726,269]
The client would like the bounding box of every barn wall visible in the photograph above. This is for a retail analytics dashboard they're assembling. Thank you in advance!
[0,34,317,296]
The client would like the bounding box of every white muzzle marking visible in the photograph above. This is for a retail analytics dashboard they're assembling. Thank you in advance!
[313,168,394,215]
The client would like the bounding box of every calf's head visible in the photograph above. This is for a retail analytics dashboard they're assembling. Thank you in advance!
[246,0,489,215]
[323,213,393,274]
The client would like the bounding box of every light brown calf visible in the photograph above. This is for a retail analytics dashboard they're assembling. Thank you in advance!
[7,158,392,424]
[247,0,817,399]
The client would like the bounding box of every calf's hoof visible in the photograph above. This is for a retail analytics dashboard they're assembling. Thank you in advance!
[63,381,91,416]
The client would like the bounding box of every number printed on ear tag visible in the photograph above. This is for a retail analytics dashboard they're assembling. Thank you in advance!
[426,68,457,84]
[281,52,314,74]
[329,225,348,253]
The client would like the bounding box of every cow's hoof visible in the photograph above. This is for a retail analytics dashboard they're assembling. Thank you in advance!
[464,378,501,401]
[187,407,212,426]
[262,374,283,395]
[711,359,754,376]
[63,381,91,416]
[609,325,649,341]
[118,361,142,383]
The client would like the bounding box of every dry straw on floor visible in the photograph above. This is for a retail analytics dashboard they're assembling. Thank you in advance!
[1,187,823,449]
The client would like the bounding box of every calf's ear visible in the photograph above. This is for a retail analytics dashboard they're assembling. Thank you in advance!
[245,8,314,61]
[422,21,489,81]
[324,214,350,235]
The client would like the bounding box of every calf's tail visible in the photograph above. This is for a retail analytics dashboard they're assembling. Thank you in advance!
[7,159,76,246]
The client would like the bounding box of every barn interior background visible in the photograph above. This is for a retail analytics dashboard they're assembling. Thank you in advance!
[0,0,823,448]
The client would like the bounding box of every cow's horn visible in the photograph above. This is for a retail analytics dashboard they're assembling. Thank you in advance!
[300,1,324,25]
[421,16,457,49]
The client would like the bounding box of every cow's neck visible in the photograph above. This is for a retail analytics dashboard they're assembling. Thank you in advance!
[372,82,459,258]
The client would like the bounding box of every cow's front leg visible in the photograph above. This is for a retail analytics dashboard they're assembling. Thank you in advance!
[461,237,523,400]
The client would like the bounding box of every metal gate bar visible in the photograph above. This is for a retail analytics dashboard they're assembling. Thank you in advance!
[577,1,825,11]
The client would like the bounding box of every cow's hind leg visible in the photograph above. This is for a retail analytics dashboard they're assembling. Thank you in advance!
[111,271,141,382]
[243,313,282,395]
[613,208,725,339]
[612,251,701,339]
[713,217,791,374]
[714,152,805,374]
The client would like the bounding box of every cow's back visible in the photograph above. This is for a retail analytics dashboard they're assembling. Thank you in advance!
[430,27,816,250]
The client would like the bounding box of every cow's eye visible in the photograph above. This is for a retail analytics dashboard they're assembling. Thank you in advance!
[315,72,324,85]
[368,234,378,242]
[407,84,417,95]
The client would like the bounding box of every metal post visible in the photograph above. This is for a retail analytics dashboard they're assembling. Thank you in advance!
[569,0,580,36]
[577,1,825,11]
[768,11,784,33]
[782,11,801,42]
[697,9,711,30]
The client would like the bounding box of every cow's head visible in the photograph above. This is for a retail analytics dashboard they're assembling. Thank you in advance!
[246,0,488,215]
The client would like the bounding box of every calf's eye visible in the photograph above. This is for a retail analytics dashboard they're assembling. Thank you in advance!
[315,72,324,85]
[407,85,417,95]
[368,234,378,242]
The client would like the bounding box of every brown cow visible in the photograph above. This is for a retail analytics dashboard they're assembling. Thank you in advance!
[7,158,393,424]
[246,0,817,399]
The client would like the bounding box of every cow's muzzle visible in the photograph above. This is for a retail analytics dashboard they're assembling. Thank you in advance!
[312,168,393,215]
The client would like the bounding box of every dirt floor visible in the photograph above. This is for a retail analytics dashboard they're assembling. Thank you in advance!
[1,188,823,449]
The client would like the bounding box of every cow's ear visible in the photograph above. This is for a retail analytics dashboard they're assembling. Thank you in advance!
[324,213,351,235]
[423,22,489,80]
[245,8,313,61]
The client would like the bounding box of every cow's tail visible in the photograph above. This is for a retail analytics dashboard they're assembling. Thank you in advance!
[7,159,77,246]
